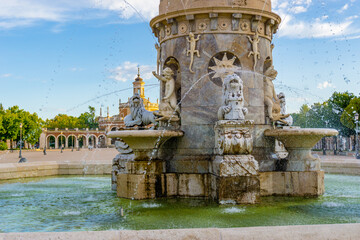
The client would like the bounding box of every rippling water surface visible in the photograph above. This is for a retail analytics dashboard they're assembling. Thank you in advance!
[0,174,359,232]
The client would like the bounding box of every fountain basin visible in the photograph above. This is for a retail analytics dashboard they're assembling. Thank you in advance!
[264,128,338,171]
[107,130,184,160]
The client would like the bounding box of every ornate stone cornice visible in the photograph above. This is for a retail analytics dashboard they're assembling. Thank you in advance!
[150,8,280,44]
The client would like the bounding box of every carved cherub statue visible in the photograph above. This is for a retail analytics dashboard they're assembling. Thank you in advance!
[218,74,248,120]
[264,65,278,120]
[274,92,293,126]
[152,67,179,121]
[264,65,292,126]
[247,32,261,71]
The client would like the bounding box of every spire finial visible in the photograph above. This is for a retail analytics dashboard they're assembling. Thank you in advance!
[137,65,140,78]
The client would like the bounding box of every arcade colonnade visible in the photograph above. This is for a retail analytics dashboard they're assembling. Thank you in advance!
[39,128,109,149]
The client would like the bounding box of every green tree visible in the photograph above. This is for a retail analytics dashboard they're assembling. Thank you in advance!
[292,92,356,137]
[327,91,355,137]
[1,106,43,146]
[45,114,80,129]
[1,106,21,143]
[0,104,5,139]
[292,104,310,127]
[340,97,360,130]
[21,111,43,145]
[78,106,99,129]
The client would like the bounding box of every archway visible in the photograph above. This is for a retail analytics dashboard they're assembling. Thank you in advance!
[98,135,106,148]
[47,135,56,149]
[88,135,97,148]
[68,135,76,148]
[78,135,86,148]
[57,135,66,149]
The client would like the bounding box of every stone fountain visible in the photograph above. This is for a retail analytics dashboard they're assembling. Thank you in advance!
[108,0,338,204]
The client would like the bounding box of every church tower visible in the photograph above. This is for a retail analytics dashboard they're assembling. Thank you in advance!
[133,67,145,98]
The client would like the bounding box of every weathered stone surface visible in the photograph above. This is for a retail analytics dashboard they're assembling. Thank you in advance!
[117,173,163,200]
[259,171,325,196]
[3,224,360,240]
[162,173,209,197]
[215,175,260,204]
[126,160,165,175]
[211,155,259,177]
[167,156,210,174]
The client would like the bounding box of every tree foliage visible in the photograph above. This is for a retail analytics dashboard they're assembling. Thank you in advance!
[0,105,43,145]
[292,92,356,137]
[45,106,99,130]
[340,97,360,130]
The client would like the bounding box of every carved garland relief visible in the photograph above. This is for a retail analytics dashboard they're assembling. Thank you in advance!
[217,128,253,155]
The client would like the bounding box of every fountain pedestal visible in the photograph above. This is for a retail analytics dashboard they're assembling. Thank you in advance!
[108,130,183,199]
[261,127,338,197]
[264,128,338,172]
[211,120,259,204]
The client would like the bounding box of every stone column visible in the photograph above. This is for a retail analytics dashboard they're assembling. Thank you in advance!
[55,136,59,149]
[39,132,46,149]
[75,137,79,148]
[65,136,69,149]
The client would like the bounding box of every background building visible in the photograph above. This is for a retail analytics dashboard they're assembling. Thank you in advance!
[40,69,159,149]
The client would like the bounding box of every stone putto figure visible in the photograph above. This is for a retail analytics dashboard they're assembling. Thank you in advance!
[218,74,248,120]
[152,67,179,121]
[275,92,293,126]
[124,94,155,127]
[186,32,201,73]
[264,65,292,126]
[247,31,261,71]
[264,65,278,121]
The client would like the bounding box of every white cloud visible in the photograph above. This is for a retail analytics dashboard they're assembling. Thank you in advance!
[273,0,360,39]
[0,73,12,78]
[109,61,155,82]
[317,81,335,89]
[91,0,159,20]
[274,0,312,14]
[278,17,353,38]
[70,67,85,72]
[0,0,160,30]
[338,4,349,13]
[346,15,359,21]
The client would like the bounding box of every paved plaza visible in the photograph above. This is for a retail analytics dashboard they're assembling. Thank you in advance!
[0,148,117,164]
[0,149,359,165]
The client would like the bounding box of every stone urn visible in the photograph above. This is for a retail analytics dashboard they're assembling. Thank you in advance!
[264,128,338,171]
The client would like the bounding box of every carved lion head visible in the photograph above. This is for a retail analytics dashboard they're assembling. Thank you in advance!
[224,73,243,92]
[129,94,144,109]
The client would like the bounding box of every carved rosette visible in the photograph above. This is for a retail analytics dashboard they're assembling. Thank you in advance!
[214,120,254,155]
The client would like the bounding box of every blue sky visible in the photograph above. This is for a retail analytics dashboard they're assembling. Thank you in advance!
[0,0,359,120]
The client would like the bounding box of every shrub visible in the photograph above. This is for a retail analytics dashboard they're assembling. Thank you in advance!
[0,141,7,151]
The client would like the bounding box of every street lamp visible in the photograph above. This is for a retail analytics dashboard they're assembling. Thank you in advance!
[19,123,23,158]
[18,123,27,163]
[355,113,360,159]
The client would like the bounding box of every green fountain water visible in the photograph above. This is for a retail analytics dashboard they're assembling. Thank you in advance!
[0,174,359,232]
